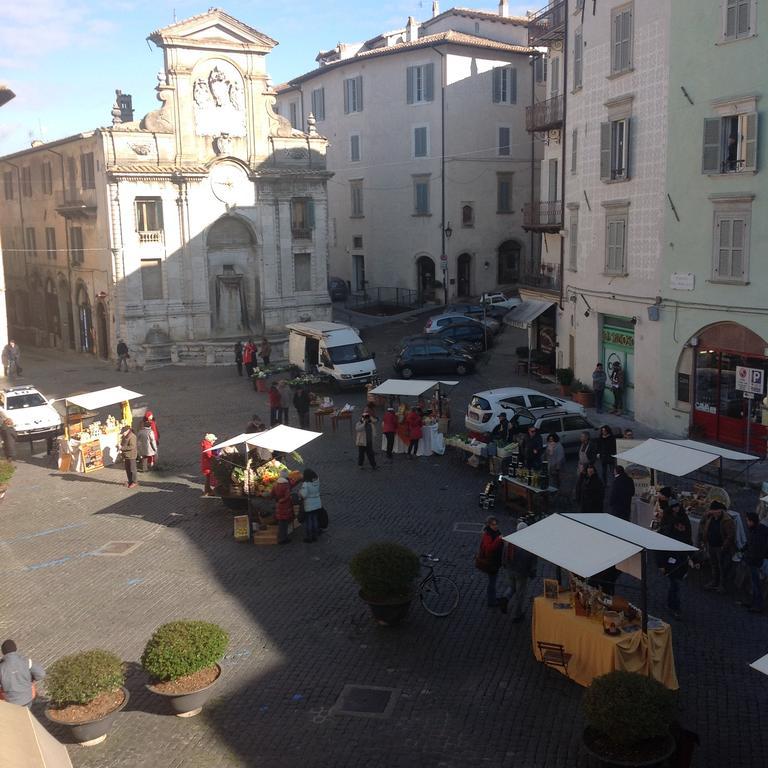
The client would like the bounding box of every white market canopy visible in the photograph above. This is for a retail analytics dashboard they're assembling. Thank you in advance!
[369,379,458,397]
[750,652,768,676]
[0,700,73,768]
[211,425,321,453]
[504,300,555,329]
[503,513,697,579]
[64,386,143,410]
[615,437,758,478]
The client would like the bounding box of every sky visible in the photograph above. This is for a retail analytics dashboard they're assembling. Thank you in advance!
[0,0,530,157]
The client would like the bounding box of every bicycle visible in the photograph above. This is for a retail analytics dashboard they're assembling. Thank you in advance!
[419,554,460,617]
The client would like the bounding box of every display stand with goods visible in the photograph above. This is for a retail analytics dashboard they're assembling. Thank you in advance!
[205,425,321,545]
[142,620,229,717]
[57,386,143,473]
[44,650,128,746]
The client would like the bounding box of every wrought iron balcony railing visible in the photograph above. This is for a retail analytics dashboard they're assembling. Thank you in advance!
[528,0,567,47]
[523,200,563,231]
[525,95,564,133]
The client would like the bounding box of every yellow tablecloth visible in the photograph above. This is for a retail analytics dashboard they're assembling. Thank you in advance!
[532,594,678,689]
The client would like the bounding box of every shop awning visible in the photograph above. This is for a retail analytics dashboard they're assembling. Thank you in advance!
[503,300,555,329]
[659,439,758,462]
[64,386,143,410]
[369,379,458,397]
[614,438,720,477]
[0,700,73,768]
[210,425,321,453]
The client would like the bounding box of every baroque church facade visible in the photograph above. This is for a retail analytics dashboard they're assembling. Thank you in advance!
[0,10,331,365]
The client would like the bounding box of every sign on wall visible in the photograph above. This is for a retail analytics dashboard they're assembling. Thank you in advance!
[670,272,695,291]
[735,366,764,395]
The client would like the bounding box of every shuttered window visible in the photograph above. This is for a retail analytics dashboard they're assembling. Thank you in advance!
[414,126,429,158]
[350,180,363,217]
[701,113,758,174]
[568,211,578,271]
[343,76,363,114]
[406,63,435,104]
[713,213,749,282]
[573,28,583,89]
[571,129,578,174]
[610,4,633,75]
[492,66,517,104]
[310,87,325,120]
[413,176,430,215]
[45,227,57,260]
[498,126,511,156]
[80,152,95,189]
[550,58,560,98]
[600,119,630,181]
[350,134,361,162]
[605,215,627,274]
[497,173,513,213]
[724,0,753,39]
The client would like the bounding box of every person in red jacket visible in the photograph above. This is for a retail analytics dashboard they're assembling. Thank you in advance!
[271,470,294,544]
[243,339,255,378]
[477,516,506,610]
[200,433,217,496]
[268,383,281,425]
[405,406,423,457]
[382,407,398,460]
[144,410,159,469]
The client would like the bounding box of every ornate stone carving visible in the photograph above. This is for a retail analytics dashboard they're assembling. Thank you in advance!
[289,147,308,160]
[140,71,175,133]
[213,133,233,156]
[129,143,152,155]
[193,60,246,138]
[265,94,293,138]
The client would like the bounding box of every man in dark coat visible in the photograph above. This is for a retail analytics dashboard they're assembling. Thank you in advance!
[519,426,543,469]
[579,463,604,513]
[608,465,635,520]
[293,385,311,429]
[657,500,692,619]
[491,412,512,444]
[119,425,138,488]
[743,512,768,613]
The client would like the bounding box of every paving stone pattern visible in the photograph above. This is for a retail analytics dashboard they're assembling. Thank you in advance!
[2,321,766,768]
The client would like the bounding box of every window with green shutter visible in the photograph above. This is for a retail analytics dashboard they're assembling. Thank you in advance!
[600,119,630,181]
[498,126,511,156]
[406,63,434,104]
[573,29,583,89]
[310,87,325,120]
[413,176,431,215]
[343,76,363,114]
[413,126,429,158]
[713,212,750,282]
[701,112,758,174]
[723,0,754,40]
[492,66,517,104]
[610,4,633,75]
[605,214,627,275]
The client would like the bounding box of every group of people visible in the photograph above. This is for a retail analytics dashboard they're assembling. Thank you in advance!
[592,361,626,415]
[271,467,325,544]
[356,403,426,466]
[234,338,271,378]
[266,381,312,428]
[1,340,21,378]
[119,410,160,488]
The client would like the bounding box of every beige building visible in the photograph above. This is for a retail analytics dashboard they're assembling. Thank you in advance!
[0,10,331,366]
[277,3,542,304]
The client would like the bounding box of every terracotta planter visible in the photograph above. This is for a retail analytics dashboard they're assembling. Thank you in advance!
[582,727,676,767]
[559,385,572,397]
[573,391,594,408]
[146,663,222,717]
[359,591,413,626]
[45,686,129,746]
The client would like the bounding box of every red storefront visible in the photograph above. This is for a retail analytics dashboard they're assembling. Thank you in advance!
[692,323,768,456]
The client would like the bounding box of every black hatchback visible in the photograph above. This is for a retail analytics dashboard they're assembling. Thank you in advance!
[431,322,492,354]
[394,339,475,379]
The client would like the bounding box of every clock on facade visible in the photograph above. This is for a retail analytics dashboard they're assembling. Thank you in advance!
[209,162,251,205]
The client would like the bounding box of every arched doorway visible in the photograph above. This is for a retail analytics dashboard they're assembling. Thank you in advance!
[687,322,768,455]
[457,253,471,297]
[206,216,259,337]
[416,255,435,303]
[45,278,61,345]
[497,240,522,285]
[96,302,109,360]
[76,283,93,353]
[58,277,74,349]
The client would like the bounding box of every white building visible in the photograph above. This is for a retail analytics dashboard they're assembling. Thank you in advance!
[0,10,331,365]
[277,3,542,305]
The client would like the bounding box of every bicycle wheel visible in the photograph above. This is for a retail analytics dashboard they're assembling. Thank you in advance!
[420,575,460,617]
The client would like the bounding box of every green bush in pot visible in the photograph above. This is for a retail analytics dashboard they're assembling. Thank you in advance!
[46,649,125,707]
[350,542,420,601]
[141,620,229,683]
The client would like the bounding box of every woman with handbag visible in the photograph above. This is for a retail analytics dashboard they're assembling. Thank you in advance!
[299,468,323,543]
[475,516,505,610]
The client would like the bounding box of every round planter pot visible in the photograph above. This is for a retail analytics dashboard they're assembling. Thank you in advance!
[359,591,413,626]
[45,686,129,746]
[147,664,222,717]
[582,727,676,767]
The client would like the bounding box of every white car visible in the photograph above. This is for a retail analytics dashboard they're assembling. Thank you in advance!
[480,292,522,312]
[0,386,63,441]
[464,386,585,434]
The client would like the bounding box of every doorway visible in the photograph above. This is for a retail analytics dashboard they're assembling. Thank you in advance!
[497,240,521,284]
[76,284,93,353]
[457,253,471,297]
[416,256,435,302]
[96,302,109,360]
[353,254,366,293]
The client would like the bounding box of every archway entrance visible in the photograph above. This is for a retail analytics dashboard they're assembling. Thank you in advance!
[76,284,93,353]
[416,256,435,303]
[206,216,259,337]
[96,302,109,360]
[689,322,768,455]
[497,240,522,285]
[457,253,471,297]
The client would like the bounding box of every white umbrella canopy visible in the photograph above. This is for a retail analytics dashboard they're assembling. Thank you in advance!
[208,425,322,454]
[368,379,458,397]
[0,700,73,768]
[63,386,142,410]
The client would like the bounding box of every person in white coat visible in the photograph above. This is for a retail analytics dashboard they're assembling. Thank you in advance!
[137,421,157,472]
[299,468,323,542]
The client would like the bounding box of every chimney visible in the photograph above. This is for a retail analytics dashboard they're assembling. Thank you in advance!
[406,16,418,42]
[432,0,440,17]
[111,89,134,125]
[498,0,509,17]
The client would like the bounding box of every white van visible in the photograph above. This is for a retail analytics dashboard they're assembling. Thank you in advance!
[286,322,377,388]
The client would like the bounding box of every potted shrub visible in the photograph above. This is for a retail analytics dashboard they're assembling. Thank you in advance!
[44,649,128,746]
[350,542,421,626]
[571,379,595,408]
[582,671,676,767]
[555,367,574,396]
[142,620,229,717]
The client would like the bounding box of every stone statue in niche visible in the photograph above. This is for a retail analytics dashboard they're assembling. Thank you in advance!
[193,62,246,138]
[213,133,233,156]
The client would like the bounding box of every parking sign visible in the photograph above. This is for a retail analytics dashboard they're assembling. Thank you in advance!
[735,366,765,395]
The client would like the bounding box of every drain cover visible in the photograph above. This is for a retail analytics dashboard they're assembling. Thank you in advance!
[93,541,142,556]
[454,522,484,533]
[331,685,400,719]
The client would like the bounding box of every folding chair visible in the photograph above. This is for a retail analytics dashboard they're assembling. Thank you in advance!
[537,641,573,678]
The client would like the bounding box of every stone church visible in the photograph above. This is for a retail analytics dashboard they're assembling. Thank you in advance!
[0,9,332,366]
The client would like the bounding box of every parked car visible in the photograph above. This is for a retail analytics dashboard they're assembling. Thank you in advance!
[431,323,493,354]
[424,313,500,335]
[480,292,522,312]
[394,338,475,379]
[465,386,584,434]
[0,386,63,442]
[395,334,476,359]
[510,408,599,453]
[328,277,349,302]
[444,303,509,321]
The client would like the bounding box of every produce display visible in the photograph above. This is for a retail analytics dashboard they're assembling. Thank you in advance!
[72,415,123,441]
[249,460,302,497]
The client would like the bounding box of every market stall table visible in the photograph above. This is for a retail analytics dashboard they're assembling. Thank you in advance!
[499,475,557,517]
[381,421,445,456]
[532,594,678,689]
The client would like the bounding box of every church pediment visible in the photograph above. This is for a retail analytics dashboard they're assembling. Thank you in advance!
[148,9,278,52]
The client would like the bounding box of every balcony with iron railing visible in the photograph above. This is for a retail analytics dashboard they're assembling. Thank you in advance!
[518,261,561,294]
[528,0,567,46]
[523,200,563,232]
[291,227,313,240]
[526,95,564,133]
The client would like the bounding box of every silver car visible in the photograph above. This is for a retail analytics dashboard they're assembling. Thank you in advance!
[424,313,500,335]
